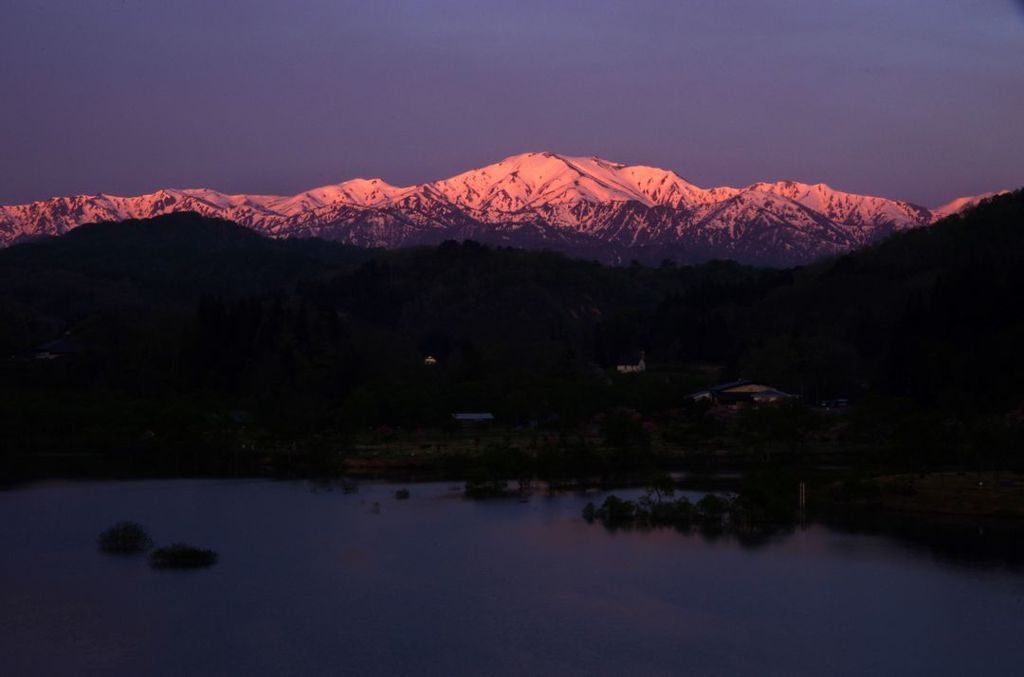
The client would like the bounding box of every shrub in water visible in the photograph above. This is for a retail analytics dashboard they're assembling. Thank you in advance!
[648,497,693,525]
[98,522,153,554]
[594,495,640,523]
[696,494,728,518]
[149,544,218,569]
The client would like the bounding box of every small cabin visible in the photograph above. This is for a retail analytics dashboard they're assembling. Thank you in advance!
[688,379,796,405]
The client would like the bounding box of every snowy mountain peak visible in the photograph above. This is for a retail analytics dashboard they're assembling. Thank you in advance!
[288,178,407,210]
[931,191,1008,222]
[0,153,1004,265]
[745,179,931,227]
[435,152,716,211]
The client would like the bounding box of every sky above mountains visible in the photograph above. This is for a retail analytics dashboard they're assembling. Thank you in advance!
[1,0,1022,207]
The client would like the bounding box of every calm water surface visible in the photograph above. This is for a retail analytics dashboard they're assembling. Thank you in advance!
[1,479,1022,676]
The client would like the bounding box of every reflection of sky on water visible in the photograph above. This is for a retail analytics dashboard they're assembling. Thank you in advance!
[1,480,1022,676]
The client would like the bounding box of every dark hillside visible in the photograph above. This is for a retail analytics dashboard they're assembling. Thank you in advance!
[0,191,1021,473]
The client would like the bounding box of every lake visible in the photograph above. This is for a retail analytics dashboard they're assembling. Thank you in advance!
[1,479,1022,676]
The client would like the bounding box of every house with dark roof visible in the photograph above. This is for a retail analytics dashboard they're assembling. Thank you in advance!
[688,379,796,405]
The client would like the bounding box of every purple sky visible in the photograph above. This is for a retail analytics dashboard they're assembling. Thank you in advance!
[1,0,1022,207]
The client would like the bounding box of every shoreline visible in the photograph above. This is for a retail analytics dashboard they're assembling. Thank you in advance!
[4,456,1022,522]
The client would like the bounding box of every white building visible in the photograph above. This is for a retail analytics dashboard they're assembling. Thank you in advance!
[616,351,646,374]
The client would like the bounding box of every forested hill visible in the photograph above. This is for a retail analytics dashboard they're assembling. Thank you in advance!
[737,188,1024,411]
[0,190,1021,457]
[0,212,374,350]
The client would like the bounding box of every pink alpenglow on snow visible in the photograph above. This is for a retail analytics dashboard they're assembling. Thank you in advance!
[0,153,1006,266]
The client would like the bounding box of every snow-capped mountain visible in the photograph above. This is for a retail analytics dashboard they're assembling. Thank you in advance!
[0,152,1002,265]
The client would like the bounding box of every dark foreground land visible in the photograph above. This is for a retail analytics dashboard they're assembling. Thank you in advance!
[1,192,1023,521]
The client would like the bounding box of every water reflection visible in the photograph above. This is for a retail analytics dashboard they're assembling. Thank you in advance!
[825,510,1024,572]
[0,479,1021,677]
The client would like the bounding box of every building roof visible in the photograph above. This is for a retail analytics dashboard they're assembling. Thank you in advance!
[720,383,777,394]
[750,388,796,400]
[452,413,495,421]
[687,379,795,402]
[710,379,752,392]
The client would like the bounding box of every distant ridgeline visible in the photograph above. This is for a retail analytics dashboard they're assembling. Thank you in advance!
[0,190,1021,463]
[0,153,1003,266]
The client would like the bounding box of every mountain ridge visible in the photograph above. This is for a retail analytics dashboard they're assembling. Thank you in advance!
[0,152,1005,265]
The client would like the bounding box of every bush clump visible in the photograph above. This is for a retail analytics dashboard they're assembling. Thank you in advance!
[395,488,411,500]
[584,495,639,523]
[695,494,728,524]
[648,497,694,525]
[584,492,742,530]
[149,544,218,569]
[98,522,153,554]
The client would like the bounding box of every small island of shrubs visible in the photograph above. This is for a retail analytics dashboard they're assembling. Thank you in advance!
[97,521,154,554]
[584,493,733,530]
[583,471,802,534]
[97,522,218,569]
[149,544,219,570]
